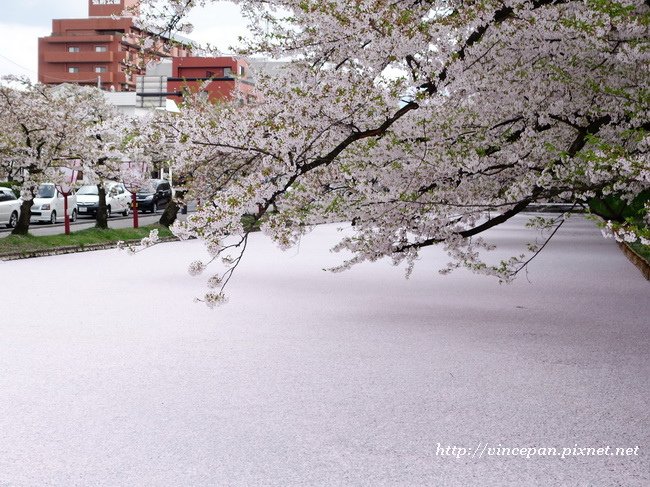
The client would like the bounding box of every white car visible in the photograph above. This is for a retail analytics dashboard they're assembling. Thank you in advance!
[0,187,21,228]
[76,182,131,218]
[30,183,78,224]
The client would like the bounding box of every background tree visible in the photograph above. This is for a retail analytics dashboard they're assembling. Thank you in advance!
[0,79,152,232]
[79,109,152,229]
[0,79,98,235]
[136,109,185,227]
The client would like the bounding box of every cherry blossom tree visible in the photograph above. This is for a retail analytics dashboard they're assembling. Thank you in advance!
[137,0,648,305]
[79,108,152,229]
[134,108,186,227]
[0,79,104,234]
[0,79,152,232]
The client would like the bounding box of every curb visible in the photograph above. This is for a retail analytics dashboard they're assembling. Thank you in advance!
[0,236,179,261]
[618,242,650,281]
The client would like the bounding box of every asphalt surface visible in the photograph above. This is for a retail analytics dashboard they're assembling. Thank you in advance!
[0,204,195,237]
[0,213,165,237]
[0,214,647,486]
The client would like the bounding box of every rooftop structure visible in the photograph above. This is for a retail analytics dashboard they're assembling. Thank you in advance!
[135,57,258,108]
[38,0,191,92]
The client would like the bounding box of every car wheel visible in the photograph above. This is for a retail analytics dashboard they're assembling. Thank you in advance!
[50,211,57,224]
[6,211,18,228]
[71,209,77,222]
[122,204,130,217]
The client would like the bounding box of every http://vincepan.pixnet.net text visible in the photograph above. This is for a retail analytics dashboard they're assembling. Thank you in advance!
[435,443,640,460]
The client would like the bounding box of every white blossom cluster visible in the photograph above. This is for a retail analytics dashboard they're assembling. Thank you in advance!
[116,229,161,254]
[602,221,650,246]
[130,1,650,303]
[187,260,206,276]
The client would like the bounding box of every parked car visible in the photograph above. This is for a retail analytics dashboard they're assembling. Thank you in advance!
[136,179,172,213]
[76,182,131,218]
[0,187,21,228]
[30,183,78,224]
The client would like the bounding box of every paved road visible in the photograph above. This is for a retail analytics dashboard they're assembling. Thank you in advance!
[0,214,647,486]
[0,204,195,237]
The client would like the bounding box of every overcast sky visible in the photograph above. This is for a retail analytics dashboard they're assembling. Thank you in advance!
[0,0,250,81]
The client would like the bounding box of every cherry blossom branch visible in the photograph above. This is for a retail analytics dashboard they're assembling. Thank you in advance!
[509,209,573,278]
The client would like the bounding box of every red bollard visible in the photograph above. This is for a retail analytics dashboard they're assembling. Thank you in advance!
[63,193,71,235]
[132,193,139,228]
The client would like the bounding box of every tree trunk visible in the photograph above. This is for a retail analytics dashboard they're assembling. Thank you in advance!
[159,189,184,227]
[159,199,179,227]
[11,199,33,235]
[95,184,108,229]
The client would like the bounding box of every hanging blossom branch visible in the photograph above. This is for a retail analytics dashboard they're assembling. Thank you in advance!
[187,234,250,308]
[122,0,649,307]
[117,229,162,254]
[509,205,577,279]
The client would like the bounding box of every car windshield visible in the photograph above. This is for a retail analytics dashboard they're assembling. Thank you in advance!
[37,185,55,198]
[138,182,158,193]
[77,186,99,195]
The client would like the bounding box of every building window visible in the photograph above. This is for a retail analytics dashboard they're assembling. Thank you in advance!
[95,66,108,73]
[95,46,108,53]
[68,67,79,73]
[240,66,245,76]
[68,46,80,53]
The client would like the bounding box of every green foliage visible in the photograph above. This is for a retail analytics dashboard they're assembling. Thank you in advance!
[0,181,20,197]
[628,241,650,262]
[241,214,261,232]
[587,0,638,18]
[587,190,649,225]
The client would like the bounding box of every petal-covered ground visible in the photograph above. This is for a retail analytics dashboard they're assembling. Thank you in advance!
[0,215,648,486]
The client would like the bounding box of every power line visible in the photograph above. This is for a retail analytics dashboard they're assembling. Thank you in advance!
[0,51,36,74]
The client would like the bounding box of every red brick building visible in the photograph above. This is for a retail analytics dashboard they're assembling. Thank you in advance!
[38,0,190,92]
[168,56,257,104]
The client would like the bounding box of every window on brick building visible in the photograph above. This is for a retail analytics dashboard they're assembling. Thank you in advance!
[68,47,80,53]
[68,67,79,73]
[95,66,108,73]
[95,46,108,52]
